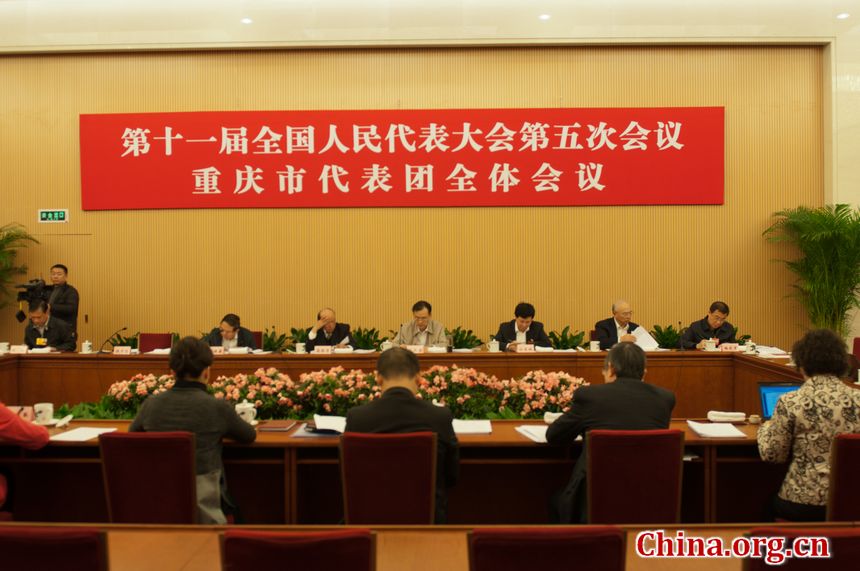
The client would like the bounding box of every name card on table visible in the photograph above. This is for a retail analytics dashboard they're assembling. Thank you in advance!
[720,343,741,352]
[112,345,132,355]
[10,345,28,354]
[515,343,535,353]
[211,346,225,355]
[406,345,426,354]
[313,345,333,354]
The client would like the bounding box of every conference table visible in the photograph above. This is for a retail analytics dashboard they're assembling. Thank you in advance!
[1,417,790,526]
[0,350,803,418]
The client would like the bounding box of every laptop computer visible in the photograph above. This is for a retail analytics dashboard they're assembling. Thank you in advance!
[758,381,803,420]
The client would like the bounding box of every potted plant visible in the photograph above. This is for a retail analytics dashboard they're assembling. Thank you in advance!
[446,326,483,350]
[263,326,289,353]
[765,204,860,336]
[351,327,388,351]
[650,323,686,349]
[548,326,586,350]
[0,223,38,308]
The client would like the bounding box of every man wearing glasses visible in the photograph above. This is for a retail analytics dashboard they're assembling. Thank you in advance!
[594,300,639,350]
[392,300,448,347]
[679,301,737,350]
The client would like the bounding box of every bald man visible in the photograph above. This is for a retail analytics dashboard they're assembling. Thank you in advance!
[593,300,640,350]
[306,308,352,351]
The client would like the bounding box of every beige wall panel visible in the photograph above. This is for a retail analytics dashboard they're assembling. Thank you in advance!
[0,46,822,350]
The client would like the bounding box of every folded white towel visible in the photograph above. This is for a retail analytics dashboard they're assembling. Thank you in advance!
[707,411,747,423]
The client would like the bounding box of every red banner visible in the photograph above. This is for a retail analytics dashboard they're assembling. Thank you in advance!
[79,107,724,210]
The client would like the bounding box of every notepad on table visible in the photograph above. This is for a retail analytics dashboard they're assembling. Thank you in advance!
[632,326,660,351]
[452,419,492,435]
[687,420,746,438]
[516,425,549,443]
[50,427,116,442]
[313,414,347,434]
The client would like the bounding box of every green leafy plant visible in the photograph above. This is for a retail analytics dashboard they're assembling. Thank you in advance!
[351,327,388,351]
[263,326,289,353]
[446,326,483,349]
[171,332,180,346]
[765,204,860,336]
[733,327,752,345]
[288,327,310,350]
[548,326,586,350]
[0,223,38,308]
[650,324,686,349]
[109,331,140,349]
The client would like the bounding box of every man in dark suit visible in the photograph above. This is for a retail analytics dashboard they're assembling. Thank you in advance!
[493,302,552,351]
[679,301,737,349]
[306,307,351,351]
[46,264,79,333]
[546,343,675,523]
[24,300,76,352]
[205,314,257,350]
[345,347,459,524]
[593,299,639,350]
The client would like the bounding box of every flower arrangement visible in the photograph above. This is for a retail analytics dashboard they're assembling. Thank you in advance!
[64,367,587,421]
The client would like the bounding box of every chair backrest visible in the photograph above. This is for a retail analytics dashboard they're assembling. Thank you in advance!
[251,330,263,349]
[340,431,437,524]
[827,433,860,521]
[221,529,374,571]
[0,526,107,571]
[744,527,860,570]
[99,431,197,523]
[138,332,173,353]
[853,338,860,362]
[587,429,684,524]
[0,473,7,508]
[469,527,625,571]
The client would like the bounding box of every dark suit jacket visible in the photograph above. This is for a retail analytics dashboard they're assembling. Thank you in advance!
[679,317,736,349]
[205,327,257,350]
[46,284,79,332]
[594,317,640,350]
[24,316,76,352]
[305,323,351,351]
[545,377,675,523]
[493,320,552,351]
[344,387,459,524]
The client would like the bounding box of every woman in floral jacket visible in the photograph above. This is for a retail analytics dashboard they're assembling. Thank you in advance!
[758,329,860,521]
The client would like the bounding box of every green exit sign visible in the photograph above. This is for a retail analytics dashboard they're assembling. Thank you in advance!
[38,209,69,223]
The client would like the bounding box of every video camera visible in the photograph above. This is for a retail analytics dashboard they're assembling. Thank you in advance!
[14,279,48,322]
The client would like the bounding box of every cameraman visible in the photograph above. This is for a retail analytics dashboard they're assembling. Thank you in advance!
[46,264,79,333]
[24,300,76,352]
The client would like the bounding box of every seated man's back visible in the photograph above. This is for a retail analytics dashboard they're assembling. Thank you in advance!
[344,348,459,523]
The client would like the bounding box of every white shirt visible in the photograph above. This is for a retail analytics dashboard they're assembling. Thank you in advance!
[516,325,530,344]
[416,329,429,346]
[615,319,629,341]
[222,335,238,350]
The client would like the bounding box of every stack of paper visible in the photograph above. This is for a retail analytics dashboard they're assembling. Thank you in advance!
[756,346,790,358]
[313,414,347,433]
[516,425,549,443]
[452,419,492,435]
[632,326,660,351]
[146,348,171,355]
[687,420,746,438]
[50,427,116,442]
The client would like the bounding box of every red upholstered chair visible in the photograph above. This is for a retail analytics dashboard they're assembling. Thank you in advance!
[221,529,375,571]
[138,332,173,353]
[251,331,263,350]
[99,431,198,523]
[852,338,860,363]
[0,473,10,520]
[587,429,684,524]
[340,432,436,524]
[0,526,107,571]
[469,527,625,571]
[743,528,860,570]
[827,433,860,521]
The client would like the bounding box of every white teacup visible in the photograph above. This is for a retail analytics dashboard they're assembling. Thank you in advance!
[34,402,54,424]
[589,341,601,352]
[235,401,257,423]
[81,340,93,354]
[0,341,9,354]
[380,340,394,352]
[294,342,306,354]
[704,339,718,351]
[487,340,500,353]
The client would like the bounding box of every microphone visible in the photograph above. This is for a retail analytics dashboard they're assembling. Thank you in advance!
[99,326,128,354]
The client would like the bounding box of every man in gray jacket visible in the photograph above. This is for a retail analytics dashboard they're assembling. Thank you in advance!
[392,300,449,347]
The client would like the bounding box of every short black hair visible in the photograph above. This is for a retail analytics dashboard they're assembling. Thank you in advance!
[51,264,68,274]
[709,301,730,315]
[412,300,432,314]
[220,314,241,329]
[170,336,214,381]
[604,342,647,379]
[514,302,536,319]
[29,299,48,313]
[791,329,848,378]
[377,347,420,380]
